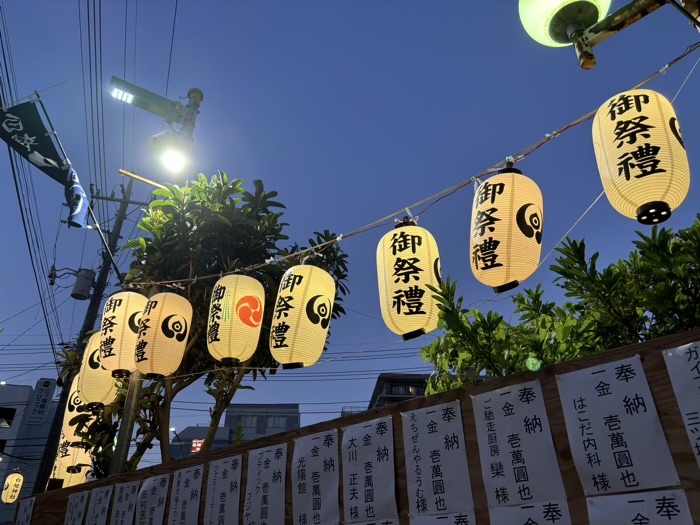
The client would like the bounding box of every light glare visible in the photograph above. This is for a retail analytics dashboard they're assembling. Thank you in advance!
[111,87,134,104]
[161,148,187,174]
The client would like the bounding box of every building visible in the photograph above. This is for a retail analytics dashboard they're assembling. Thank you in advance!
[368,373,430,409]
[170,403,300,460]
[0,379,58,525]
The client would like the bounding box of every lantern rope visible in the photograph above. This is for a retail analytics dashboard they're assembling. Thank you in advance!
[116,40,700,290]
[671,55,700,103]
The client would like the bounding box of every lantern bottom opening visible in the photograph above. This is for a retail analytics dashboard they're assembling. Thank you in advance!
[112,369,131,379]
[282,362,304,370]
[221,358,241,367]
[145,373,165,381]
[493,280,520,294]
[66,466,81,474]
[636,201,671,225]
[70,442,90,450]
[402,329,426,341]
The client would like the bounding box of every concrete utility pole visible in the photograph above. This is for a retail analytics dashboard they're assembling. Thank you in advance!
[34,178,134,493]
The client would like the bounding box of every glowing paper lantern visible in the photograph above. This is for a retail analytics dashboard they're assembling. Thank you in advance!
[207,275,265,365]
[269,265,336,368]
[519,0,611,47]
[51,461,88,488]
[99,291,148,377]
[60,373,89,445]
[376,223,441,340]
[593,89,690,224]
[135,293,193,379]
[56,429,93,473]
[1,473,23,504]
[470,169,544,293]
[78,333,119,411]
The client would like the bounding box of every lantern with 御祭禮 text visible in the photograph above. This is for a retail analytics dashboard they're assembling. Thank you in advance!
[78,333,119,412]
[269,265,336,368]
[99,291,148,378]
[593,89,690,224]
[207,275,265,366]
[51,460,89,488]
[1,473,23,504]
[59,374,95,452]
[470,168,544,293]
[376,220,441,340]
[134,293,193,380]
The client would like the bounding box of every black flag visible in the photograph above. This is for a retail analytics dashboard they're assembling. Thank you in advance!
[0,100,88,227]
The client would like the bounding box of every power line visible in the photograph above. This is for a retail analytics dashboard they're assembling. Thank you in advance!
[164,0,179,99]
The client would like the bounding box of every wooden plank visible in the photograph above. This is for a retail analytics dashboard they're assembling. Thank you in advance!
[30,328,700,524]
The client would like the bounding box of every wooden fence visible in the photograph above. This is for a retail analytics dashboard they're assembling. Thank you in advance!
[26,329,700,524]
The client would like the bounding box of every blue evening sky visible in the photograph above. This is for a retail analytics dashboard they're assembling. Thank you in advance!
[0,1,698,468]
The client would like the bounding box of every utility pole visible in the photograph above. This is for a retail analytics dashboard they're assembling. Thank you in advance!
[34,178,134,493]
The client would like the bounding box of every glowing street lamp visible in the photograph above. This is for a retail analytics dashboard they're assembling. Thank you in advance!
[519,0,676,69]
[108,76,203,174]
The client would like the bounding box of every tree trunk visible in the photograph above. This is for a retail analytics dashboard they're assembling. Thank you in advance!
[127,431,155,471]
[158,377,173,463]
[199,367,247,454]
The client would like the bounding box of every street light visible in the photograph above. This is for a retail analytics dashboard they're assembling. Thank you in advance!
[519,0,700,69]
[108,77,203,174]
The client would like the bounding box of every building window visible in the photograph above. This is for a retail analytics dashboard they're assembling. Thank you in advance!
[0,407,16,428]
[390,385,409,395]
[266,416,286,429]
[240,415,257,428]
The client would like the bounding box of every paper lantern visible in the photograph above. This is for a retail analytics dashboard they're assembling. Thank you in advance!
[470,169,544,293]
[519,0,611,47]
[99,291,148,377]
[269,265,336,368]
[207,275,265,365]
[57,429,93,473]
[60,373,89,446]
[135,293,193,379]
[51,461,88,488]
[593,89,690,224]
[1,473,23,504]
[376,223,441,340]
[78,333,119,411]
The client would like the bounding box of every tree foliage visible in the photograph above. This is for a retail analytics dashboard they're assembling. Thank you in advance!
[60,172,349,474]
[422,215,700,394]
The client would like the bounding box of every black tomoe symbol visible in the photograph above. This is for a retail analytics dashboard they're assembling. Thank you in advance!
[516,203,543,244]
[670,117,685,149]
[162,315,188,342]
[128,311,141,334]
[88,348,101,370]
[68,388,82,413]
[306,295,332,329]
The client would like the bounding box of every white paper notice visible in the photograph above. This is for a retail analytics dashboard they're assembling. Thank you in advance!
[15,497,35,525]
[664,341,700,470]
[489,500,572,525]
[65,490,90,525]
[110,480,141,525]
[587,489,692,524]
[401,400,475,523]
[203,455,242,525]
[136,474,170,525]
[85,486,114,525]
[342,415,398,524]
[557,355,679,495]
[168,464,203,525]
[292,429,340,525]
[243,443,287,525]
[472,380,565,507]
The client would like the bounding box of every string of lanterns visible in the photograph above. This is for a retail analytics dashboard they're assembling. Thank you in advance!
[57,85,690,471]
[66,88,690,389]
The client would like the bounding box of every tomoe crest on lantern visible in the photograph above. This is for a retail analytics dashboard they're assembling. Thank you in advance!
[470,168,544,293]
[269,265,336,368]
[376,221,441,340]
[134,292,193,379]
[99,291,148,378]
[593,89,690,224]
[78,332,119,412]
[207,274,265,366]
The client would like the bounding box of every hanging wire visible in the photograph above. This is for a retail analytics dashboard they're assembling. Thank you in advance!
[120,40,700,290]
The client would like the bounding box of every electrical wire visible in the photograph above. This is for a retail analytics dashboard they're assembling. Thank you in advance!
[120,40,700,290]
[164,0,179,99]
